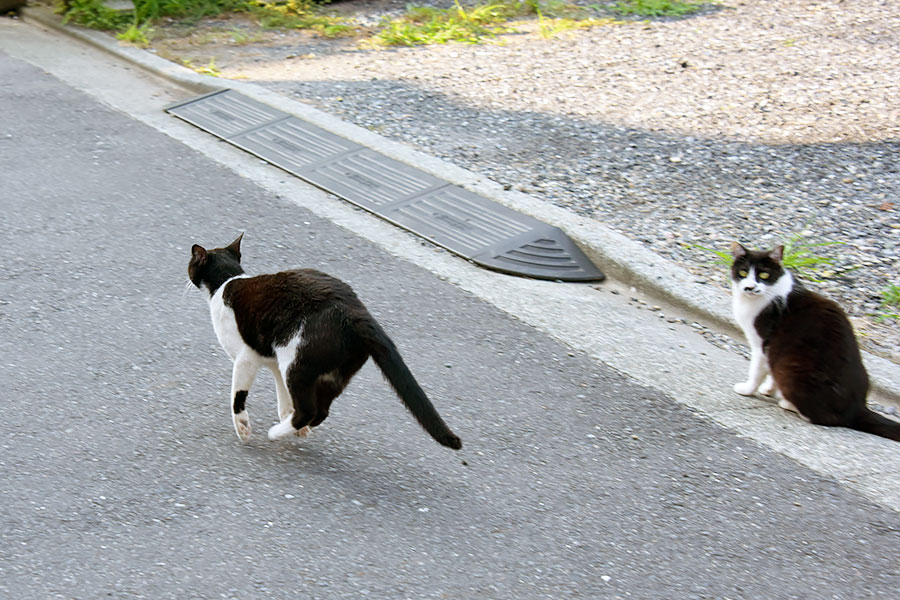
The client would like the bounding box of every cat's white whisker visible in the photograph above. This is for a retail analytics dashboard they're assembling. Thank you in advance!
[181,278,195,304]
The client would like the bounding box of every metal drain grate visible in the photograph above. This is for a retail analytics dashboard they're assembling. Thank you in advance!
[167,90,605,282]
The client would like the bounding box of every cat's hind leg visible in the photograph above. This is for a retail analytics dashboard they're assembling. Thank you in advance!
[271,366,293,422]
[271,337,315,439]
[759,374,778,397]
[268,363,318,441]
[268,417,310,439]
[231,356,260,442]
[308,376,342,428]
[777,397,812,422]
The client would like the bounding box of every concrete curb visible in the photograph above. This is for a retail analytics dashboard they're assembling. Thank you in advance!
[22,6,900,404]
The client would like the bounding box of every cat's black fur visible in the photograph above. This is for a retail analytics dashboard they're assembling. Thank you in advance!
[731,243,900,441]
[189,235,462,450]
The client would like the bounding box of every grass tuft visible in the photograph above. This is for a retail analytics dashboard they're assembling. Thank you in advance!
[612,0,704,18]
[117,22,155,46]
[876,284,900,321]
[248,0,355,37]
[59,0,131,29]
[373,0,522,46]
[181,56,223,76]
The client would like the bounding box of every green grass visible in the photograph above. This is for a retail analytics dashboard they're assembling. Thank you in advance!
[877,284,900,321]
[533,1,616,39]
[181,56,223,76]
[373,0,618,46]
[59,0,620,46]
[692,244,733,268]
[373,0,525,46]
[537,16,604,38]
[59,0,248,33]
[249,0,355,37]
[117,21,154,46]
[226,28,264,44]
[61,0,355,40]
[59,0,709,48]
[612,0,704,17]
[779,234,845,281]
[59,0,131,29]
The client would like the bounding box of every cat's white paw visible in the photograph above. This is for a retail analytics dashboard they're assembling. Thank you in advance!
[733,381,758,396]
[778,398,798,414]
[778,398,811,422]
[759,375,777,396]
[295,425,311,438]
[233,411,252,442]
[268,419,297,441]
[279,407,294,422]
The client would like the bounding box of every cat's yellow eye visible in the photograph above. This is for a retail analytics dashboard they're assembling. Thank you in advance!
[759,272,770,280]
[738,270,748,277]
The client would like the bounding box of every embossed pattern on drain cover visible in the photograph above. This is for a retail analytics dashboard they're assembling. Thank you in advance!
[167,90,287,137]
[166,90,604,282]
[230,117,359,173]
[386,185,533,255]
[304,149,448,211]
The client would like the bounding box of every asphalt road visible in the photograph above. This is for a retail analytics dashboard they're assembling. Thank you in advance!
[1,44,898,599]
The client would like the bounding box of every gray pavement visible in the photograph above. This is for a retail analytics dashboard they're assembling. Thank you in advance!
[2,19,900,600]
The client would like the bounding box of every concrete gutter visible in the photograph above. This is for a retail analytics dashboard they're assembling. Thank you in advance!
[22,6,900,405]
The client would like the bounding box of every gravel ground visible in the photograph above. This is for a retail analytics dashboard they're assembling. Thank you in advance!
[144,0,900,361]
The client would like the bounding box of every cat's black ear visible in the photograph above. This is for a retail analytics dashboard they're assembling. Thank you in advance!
[191,244,208,264]
[730,242,748,259]
[768,245,784,263]
[226,233,244,259]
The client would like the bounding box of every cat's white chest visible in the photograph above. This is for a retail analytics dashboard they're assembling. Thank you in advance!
[732,290,767,340]
[209,283,245,360]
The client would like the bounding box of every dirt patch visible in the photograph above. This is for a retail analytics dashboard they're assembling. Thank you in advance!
[147,0,474,69]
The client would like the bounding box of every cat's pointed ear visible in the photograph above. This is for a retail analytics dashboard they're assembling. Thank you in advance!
[730,242,748,259]
[191,244,208,264]
[768,245,784,263]
[226,233,244,259]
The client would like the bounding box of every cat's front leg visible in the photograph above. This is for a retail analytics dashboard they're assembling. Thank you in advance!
[734,346,769,396]
[231,357,259,442]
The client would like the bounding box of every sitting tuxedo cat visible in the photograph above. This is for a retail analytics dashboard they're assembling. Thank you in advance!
[188,234,462,450]
[730,242,899,441]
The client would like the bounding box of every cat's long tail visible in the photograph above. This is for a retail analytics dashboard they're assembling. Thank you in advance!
[852,408,900,442]
[355,317,462,450]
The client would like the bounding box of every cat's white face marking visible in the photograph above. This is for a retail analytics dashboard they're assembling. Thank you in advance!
[732,266,793,311]
[735,266,763,296]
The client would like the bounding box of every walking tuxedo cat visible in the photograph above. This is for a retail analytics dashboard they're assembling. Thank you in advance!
[730,242,899,441]
[188,234,462,450]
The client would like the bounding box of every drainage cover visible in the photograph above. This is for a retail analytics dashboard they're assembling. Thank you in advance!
[167,90,605,282]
